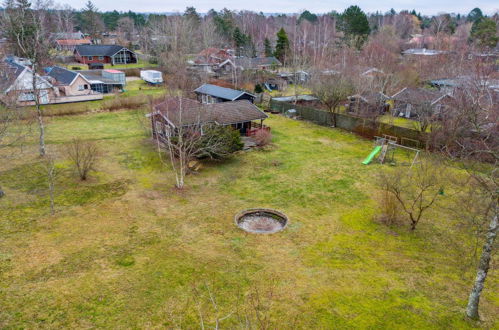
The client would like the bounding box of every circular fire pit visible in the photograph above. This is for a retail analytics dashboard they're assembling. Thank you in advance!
[235,208,288,234]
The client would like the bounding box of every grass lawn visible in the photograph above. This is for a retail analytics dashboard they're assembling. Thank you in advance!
[0,111,497,328]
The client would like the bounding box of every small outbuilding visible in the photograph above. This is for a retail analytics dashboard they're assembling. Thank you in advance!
[194,84,255,104]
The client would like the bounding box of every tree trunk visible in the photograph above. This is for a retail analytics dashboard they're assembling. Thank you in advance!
[36,105,46,157]
[31,62,46,157]
[465,211,498,319]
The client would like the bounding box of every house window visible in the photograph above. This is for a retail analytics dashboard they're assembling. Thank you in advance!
[18,92,35,101]
[98,56,104,60]
[78,85,84,91]
[88,56,93,60]
[84,84,88,90]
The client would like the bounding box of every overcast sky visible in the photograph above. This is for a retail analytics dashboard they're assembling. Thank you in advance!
[66,0,498,16]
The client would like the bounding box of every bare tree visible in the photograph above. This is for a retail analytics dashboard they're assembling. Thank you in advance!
[41,154,57,215]
[153,95,242,189]
[3,0,52,157]
[66,138,100,180]
[310,74,354,127]
[376,157,443,230]
[429,63,498,319]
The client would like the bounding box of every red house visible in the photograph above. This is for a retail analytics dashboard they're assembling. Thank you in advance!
[74,45,137,65]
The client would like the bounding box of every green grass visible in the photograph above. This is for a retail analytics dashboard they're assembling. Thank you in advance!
[0,111,497,328]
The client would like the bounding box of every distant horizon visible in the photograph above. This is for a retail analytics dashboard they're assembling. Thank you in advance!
[51,1,499,16]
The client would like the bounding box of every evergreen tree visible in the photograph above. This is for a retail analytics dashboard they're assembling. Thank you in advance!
[298,10,318,24]
[337,5,370,49]
[274,28,289,63]
[81,1,103,39]
[213,8,235,40]
[184,6,200,26]
[471,18,499,49]
[467,8,484,23]
[264,38,273,57]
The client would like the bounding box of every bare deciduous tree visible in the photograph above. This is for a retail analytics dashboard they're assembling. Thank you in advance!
[377,158,443,230]
[310,74,354,127]
[66,138,100,181]
[3,0,52,157]
[153,95,242,189]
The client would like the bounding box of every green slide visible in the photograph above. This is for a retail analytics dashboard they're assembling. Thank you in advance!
[362,146,382,165]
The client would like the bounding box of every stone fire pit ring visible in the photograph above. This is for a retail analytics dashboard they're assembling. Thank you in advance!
[234,208,288,234]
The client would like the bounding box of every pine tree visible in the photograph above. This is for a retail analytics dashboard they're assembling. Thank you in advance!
[264,38,273,57]
[471,18,499,49]
[274,28,289,63]
[337,5,370,49]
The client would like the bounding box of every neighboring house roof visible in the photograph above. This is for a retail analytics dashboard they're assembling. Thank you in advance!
[361,67,385,76]
[194,48,232,65]
[52,31,85,40]
[349,91,389,104]
[224,56,282,70]
[402,48,447,56]
[47,66,90,86]
[56,39,92,46]
[0,60,25,92]
[79,70,125,85]
[153,97,267,127]
[74,45,132,57]
[391,87,449,105]
[1,60,53,94]
[194,84,255,101]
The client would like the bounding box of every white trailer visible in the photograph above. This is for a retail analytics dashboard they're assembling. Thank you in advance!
[140,70,163,84]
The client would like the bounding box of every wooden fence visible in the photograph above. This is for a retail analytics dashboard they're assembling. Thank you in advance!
[270,99,425,147]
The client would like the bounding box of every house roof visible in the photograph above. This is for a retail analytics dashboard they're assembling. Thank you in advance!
[0,60,25,92]
[74,45,131,57]
[47,66,79,85]
[153,97,267,127]
[391,87,448,105]
[194,84,254,101]
[79,70,124,85]
[52,32,85,40]
[194,48,232,65]
[402,48,447,56]
[56,39,91,46]
[349,91,389,104]
[231,56,282,69]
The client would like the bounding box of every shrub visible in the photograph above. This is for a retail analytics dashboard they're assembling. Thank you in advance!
[66,138,100,180]
[254,84,263,93]
[376,189,401,226]
[253,129,272,147]
[196,125,243,159]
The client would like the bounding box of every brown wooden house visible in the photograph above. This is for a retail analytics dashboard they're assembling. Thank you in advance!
[148,97,268,137]
[74,45,137,65]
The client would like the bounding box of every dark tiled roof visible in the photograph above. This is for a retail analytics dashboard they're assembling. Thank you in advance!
[47,66,78,85]
[74,45,130,56]
[154,97,267,127]
[194,84,254,101]
[391,88,446,104]
[0,60,25,92]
